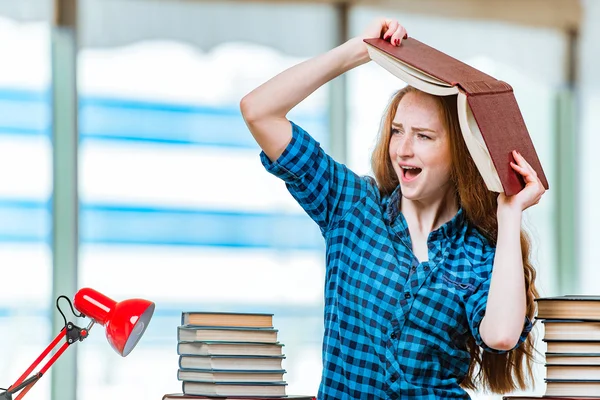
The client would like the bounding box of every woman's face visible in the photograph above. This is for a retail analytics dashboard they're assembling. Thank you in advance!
[388,91,453,203]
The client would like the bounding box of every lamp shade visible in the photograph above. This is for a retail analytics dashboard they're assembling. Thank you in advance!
[73,288,155,356]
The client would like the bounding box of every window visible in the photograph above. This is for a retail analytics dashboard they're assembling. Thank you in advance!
[77,40,327,399]
[0,16,53,400]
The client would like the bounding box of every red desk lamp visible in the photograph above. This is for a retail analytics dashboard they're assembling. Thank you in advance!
[0,288,155,400]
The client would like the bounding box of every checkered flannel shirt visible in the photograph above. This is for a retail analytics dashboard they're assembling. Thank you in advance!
[260,122,532,399]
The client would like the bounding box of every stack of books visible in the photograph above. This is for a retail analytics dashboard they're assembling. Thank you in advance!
[537,295,600,397]
[162,311,315,400]
[504,295,600,399]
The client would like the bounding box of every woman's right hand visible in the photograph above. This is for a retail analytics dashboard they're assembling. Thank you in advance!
[354,18,408,62]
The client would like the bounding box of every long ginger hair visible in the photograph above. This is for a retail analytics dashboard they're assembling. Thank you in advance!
[371,86,539,393]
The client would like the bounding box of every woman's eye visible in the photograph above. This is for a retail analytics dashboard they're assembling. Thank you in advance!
[417,134,431,140]
[391,128,402,135]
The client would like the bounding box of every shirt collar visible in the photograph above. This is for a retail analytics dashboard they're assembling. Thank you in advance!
[384,185,466,240]
[384,185,403,224]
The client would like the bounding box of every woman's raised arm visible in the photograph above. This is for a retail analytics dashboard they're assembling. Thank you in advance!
[240,18,407,161]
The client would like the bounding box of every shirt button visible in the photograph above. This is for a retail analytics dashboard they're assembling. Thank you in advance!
[390,373,398,382]
[411,266,416,272]
[404,292,411,299]
[390,332,398,339]
[424,265,430,271]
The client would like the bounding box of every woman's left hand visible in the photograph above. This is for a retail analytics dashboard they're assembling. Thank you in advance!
[497,150,546,214]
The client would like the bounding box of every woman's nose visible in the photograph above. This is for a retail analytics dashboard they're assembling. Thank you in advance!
[397,136,413,157]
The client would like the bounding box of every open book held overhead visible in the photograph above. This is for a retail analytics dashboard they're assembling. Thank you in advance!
[364,37,549,196]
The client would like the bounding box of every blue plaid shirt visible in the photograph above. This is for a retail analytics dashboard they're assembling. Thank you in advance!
[260,122,532,399]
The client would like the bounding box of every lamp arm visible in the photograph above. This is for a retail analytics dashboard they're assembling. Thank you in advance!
[0,321,93,400]
[0,374,42,400]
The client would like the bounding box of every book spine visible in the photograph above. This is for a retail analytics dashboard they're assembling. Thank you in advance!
[459,80,512,96]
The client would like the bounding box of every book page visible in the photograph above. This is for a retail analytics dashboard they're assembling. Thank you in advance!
[366,45,459,97]
[456,92,502,192]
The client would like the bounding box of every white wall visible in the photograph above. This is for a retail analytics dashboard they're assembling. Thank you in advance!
[578,0,600,293]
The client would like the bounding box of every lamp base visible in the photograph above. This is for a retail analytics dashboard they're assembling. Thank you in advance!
[0,371,43,400]
[0,389,13,399]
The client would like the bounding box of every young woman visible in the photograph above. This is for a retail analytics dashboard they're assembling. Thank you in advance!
[240,18,545,399]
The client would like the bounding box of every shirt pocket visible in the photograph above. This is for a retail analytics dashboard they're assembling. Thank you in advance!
[438,271,478,335]
[441,272,476,292]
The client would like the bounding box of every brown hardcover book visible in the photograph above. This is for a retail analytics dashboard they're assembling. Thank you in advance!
[163,395,315,400]
[177,368,286,383]
[177,326,279,343]
[182,312,273,328]
[182,381,286,397]
[536,295,600,321]
[503,397,600,399]
[177,341,284,357]
[544,340,600,354]
[546,364,600,380]
[178,354,284,371]
[544,379,600,396]
[364,37,548,196]
[543,319,600,341]
[546,353,600,365]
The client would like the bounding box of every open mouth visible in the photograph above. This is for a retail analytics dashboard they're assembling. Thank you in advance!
[401,166,422,181]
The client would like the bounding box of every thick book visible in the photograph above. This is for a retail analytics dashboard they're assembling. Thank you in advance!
[177,368,286,383]
[177,326,279,343]
[544,340,600,354]
[546,364,600,380]
[364,37,548,196]
[177,341,284,357]
[543,319,600,340]
[182,312,273,328]
[179,355,285,371]
[182,381,287,397]
[544,379,600,396]
[546,353,600,365]
[536,295,600,321]
[163,395,315,400]
[503,397,599,399]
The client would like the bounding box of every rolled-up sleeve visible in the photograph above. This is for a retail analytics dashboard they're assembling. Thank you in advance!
[466,274,533,353]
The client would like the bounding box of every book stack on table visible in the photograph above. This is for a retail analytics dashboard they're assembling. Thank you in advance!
[504,295,600,399]
[162,311,315,400]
